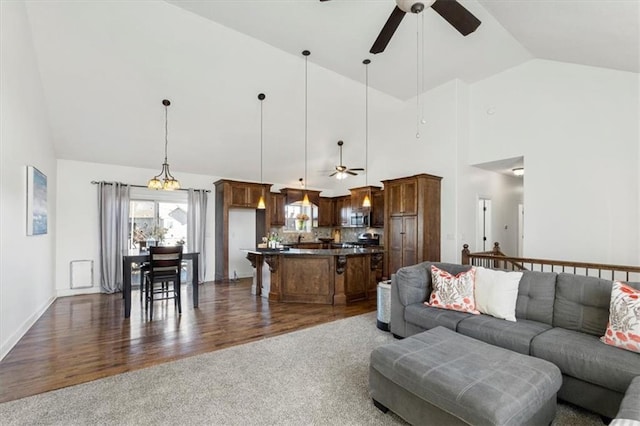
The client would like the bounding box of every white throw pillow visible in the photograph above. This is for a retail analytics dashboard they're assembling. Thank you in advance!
[474,267,523,322]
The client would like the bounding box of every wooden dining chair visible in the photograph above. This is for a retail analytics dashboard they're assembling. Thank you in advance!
[144,245,183,320]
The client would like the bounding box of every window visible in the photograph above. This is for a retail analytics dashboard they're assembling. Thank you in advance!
[127,188,190,285]
[128,188,188,249]
[284,204,317,232]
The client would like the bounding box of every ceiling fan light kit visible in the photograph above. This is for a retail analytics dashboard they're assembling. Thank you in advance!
[148,99,180,191]
[329,140,364,180]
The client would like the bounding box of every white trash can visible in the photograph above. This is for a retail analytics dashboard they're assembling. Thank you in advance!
[377,280,392,331]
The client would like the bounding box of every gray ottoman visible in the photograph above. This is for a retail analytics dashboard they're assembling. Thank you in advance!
[369,327,562,425]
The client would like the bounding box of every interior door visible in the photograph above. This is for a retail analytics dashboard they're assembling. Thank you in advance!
[518,203,524,257]
[477,198,492,251]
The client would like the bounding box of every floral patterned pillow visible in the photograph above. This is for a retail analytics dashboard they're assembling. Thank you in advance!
[601,281,640,353]
[425,265,479,315]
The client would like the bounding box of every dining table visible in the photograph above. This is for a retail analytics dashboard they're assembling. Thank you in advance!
[122,251,200,318]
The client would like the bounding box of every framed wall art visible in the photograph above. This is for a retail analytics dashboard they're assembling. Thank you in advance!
[27,165,47,235]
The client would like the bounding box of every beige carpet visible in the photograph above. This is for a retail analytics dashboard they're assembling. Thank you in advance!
[0,312,603,425]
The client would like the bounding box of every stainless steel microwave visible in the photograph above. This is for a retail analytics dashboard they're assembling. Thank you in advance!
[350,212,369,227]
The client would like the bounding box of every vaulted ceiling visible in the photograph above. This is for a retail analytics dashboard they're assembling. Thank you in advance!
[167,0,639,100]
[22,0,639,189]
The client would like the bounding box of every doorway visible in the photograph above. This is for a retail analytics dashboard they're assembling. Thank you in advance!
[228,209,256,280]
[477,198,492,251]
[517,203,524,257]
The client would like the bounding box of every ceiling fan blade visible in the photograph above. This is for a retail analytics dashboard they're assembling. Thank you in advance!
[329,171,338,177]
[369,6,406,54]
[430,0,481,36]
[348,168,365,172]
[346,171,358,176]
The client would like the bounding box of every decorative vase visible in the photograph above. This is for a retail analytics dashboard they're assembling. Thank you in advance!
[296,220,306,231]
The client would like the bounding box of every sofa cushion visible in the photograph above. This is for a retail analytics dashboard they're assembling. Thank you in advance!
[475,267,522,322]
[531,327,640,393]
[553,273,618,336]
[405,303,473,331]
[427,265,479,314]
[602,281,640,353]
[515,270,557,325]
[457,315,551,355]
[395,262,472,307]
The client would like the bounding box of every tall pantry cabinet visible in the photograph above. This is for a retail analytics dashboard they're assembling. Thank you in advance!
[382,173,442,277]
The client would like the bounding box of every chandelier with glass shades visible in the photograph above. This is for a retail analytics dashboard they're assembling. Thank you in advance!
[148,99,180,190]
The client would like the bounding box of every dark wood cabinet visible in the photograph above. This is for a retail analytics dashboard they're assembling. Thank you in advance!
[279,188,321,207]
[371,190,384,228]
[382,174,441,276]
[386,179,418,216]
[388,216,417,275]
[334,195,351,227]
[229,182,266,208]
[318,197,334,227]
[270,192,285,227]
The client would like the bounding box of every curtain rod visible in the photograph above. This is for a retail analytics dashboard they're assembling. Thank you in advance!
[91,181,210,193]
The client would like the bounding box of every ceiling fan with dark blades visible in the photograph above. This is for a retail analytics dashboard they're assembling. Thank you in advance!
[321,0,481,54]
[329,141,364,180]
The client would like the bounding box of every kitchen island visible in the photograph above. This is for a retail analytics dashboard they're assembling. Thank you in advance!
[244,248,384,305]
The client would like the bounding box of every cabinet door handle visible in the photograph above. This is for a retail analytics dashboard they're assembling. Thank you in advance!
[400,232,405,235]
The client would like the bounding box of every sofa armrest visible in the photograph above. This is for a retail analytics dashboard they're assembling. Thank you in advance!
[390,262,471,337]
[611,376,640,425]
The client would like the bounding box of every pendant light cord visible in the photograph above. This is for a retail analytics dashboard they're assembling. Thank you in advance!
[365,60,369,187]
[421,12,425,124]
[260,97,263,183]
[164,103,169,163]
[304,53,308,190]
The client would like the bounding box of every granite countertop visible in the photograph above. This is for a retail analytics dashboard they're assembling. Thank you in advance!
[244,247,385,256]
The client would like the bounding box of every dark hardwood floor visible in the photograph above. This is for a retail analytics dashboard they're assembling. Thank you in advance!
[0,279,377,403]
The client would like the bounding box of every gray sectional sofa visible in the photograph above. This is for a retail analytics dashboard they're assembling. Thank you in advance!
[390,261,640,420]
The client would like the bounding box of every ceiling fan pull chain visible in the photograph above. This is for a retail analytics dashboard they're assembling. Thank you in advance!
[416,13,421,139]
[421,12,426,125]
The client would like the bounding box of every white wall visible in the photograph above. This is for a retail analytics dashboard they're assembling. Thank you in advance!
[470,60,639,264]
[0,1,57,360]
[363,80,462,263]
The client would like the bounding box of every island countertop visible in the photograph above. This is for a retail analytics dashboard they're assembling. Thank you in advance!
[243,247,384,256]
[244,247,385,305]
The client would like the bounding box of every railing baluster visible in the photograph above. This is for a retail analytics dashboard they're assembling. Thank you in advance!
[461,243,639,281]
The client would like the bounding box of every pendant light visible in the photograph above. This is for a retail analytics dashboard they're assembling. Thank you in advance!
[257,93,266,209]
[148,99,180,190]
[301,50,311,206]
[362,59,372,208]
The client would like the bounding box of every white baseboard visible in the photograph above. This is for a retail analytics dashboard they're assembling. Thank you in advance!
[0,295,56,361]
[57,285,101,297]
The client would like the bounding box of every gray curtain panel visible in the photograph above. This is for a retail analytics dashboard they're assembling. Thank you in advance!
[187,188,208,283]
[98,181,130,293]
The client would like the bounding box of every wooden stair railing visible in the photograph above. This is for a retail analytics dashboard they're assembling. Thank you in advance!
[462,242,640,282]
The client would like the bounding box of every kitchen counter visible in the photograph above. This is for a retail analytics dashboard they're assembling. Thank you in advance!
[244,247,384,305]
[245,247,384,256]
